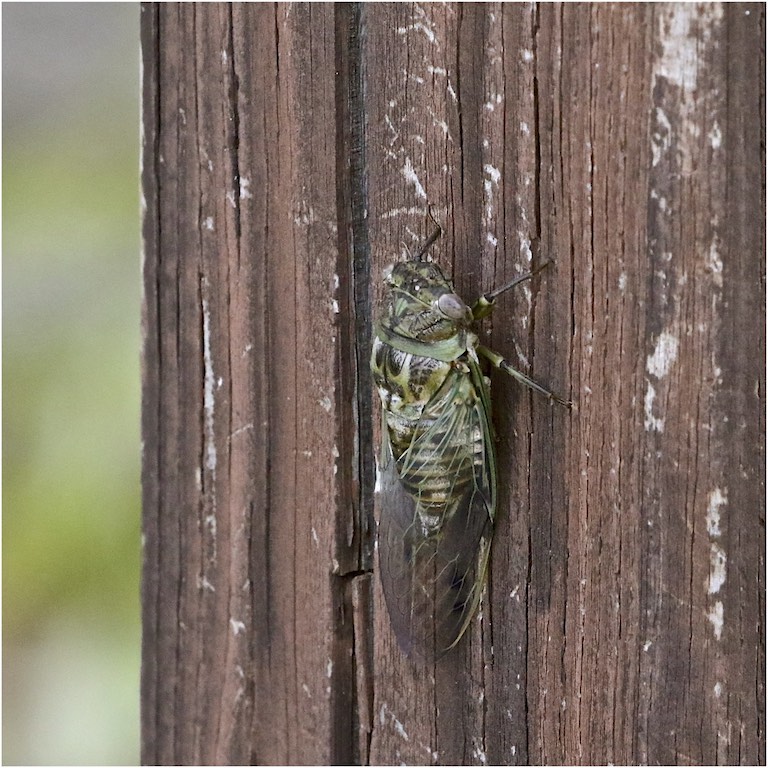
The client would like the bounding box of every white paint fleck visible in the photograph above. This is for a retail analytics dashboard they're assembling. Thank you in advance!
[484,163,501,184]
[380,703,409,741]
[651,107,672,168]
[487,233,498,247]
[521,48,534,63]
[401,157,428,201]
[707,487,727,537]
[381,206,425,220]
[226,190,236,208]
[708,600,724,640]
[446,80,457,101]
[427,65,447,76]
[203,216,215,231]
[714,681,723,698]
[520,121,530,135]
[229,618,246,636]
[643,640,652,651]
[332,298,340,314]
[706,234,724,287]
[294,203,316,226]
[472,738,488,765]
[709,121,723,150]
[374,458,382,494]
[519,233,533,263]
[709,543,727,594]
[319,396,332,412]
[202,297,218,475]
[656,6,722,93]
[198,574,216,593]
[618,272,628,291]
[396,5,437,45]
[239,177,253,199]
[326,659,333,678]
[646,331,679,378]
[644,383,665,433]
[302,683,312,698]
[311,527,319,545]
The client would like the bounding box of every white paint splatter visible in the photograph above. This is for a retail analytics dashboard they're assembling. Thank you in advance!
[401,157,427,200]
[714,681,723,698]
[644,382,665,433]
[708,600,724,640]
[381,206,425,220]
[319,396,332,412]
[646,331,679,378]
[706,487,727,537]
[229,618,246,636]
[709,543,727,594]
[239,177,253,199]
[521,49,534,63]
[203,216,215,231]
[520,121,530,135]
[202,297,218,475]
[396,5,437,45]
[484,164,501,184]
[709,121,722,150]
[380,703,409,741]
[706,234,724,287]
[618,272,628,291]
[519,233,533,263]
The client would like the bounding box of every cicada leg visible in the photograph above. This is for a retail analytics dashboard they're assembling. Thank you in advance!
[471,260,552,320]
[476,344,571,407]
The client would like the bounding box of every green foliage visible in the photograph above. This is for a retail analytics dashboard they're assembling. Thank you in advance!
[3,5,141,763]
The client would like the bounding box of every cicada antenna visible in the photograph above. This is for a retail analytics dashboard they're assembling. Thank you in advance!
[413,205,443,261]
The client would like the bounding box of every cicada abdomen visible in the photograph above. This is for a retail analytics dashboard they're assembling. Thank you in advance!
[371,225,568,661]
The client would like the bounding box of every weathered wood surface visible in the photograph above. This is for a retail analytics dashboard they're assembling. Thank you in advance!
[141,3,765,765]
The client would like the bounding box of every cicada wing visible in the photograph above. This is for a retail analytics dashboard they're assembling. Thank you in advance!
[378,365,495,661]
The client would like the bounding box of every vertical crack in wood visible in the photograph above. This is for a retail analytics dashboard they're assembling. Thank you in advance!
[333,2,374,764]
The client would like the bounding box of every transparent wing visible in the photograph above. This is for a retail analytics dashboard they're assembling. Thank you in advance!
[378,362,495,661]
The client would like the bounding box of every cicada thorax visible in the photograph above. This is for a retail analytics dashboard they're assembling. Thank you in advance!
[371,258,495,661]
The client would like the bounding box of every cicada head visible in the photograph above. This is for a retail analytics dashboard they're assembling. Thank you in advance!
[382,260,473,342]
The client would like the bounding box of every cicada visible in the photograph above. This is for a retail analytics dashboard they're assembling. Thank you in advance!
[371,224,568,661]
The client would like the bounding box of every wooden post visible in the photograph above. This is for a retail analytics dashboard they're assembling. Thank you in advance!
[141,3,764,764]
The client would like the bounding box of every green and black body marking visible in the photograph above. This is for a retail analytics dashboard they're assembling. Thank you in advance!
[371,226,568,661]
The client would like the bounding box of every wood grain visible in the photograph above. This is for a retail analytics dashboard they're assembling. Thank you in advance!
[142,3,764,764]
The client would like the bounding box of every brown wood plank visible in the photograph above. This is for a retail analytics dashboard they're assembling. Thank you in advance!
[142,2,764,765]
[141,3,366,764]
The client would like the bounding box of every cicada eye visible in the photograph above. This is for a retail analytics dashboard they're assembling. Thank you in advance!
[382,264,395,284]
[436,292,470,321]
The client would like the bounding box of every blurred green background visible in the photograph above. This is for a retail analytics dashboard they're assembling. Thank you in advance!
[4,4,141,763]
